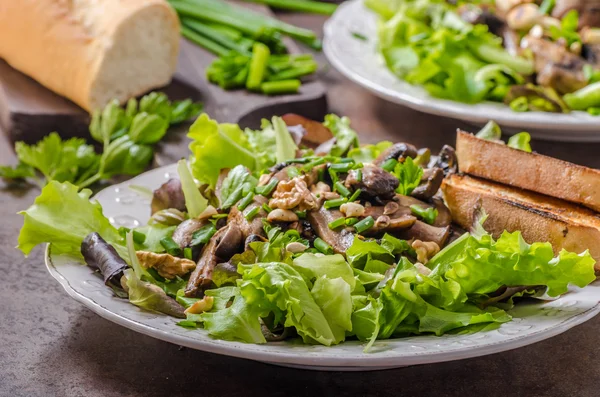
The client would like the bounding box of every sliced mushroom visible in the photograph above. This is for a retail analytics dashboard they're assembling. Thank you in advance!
[214,224,244,260]
[228,197,268,239]
[185,227,229,297]
[307,207,355,254]
[373,143,418,167]
[411,168,444,201]
[345,164,399,199]
[458,5,506,36]
[521,36,589,94]
[282,113,334,148]
[151,178,186,215]
[583,43,600,66]
[552,0,600,28]
[397,221,451,247]
[433,145,458,176]
[171,218,210,249]
[362,214,417,236]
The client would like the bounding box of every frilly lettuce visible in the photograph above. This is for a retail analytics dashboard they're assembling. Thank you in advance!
[18,181,123,258]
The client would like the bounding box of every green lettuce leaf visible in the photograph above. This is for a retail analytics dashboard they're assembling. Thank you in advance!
[124,269,185,318]
[311,276,353,343]
[199,287,266,344]
[18,181,122,257]
[323,114,360,156]
[188,114,259,188]
[348,141,393,163]
[273,116,298,163]
[292,253,356,290]
[177,160,207,218]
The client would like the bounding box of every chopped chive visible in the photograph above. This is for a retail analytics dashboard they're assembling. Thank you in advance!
[262,203,273,213]
[324,198,347,209]
[317,167,325,182]
[354,216,375,234]
[184,247,193,260]
[338,158,355,163]
[244,206,260,221]
[255,177,279,196]
[381,158,398,172]
[303,157,325,171]
[348,188,362,202]
[238,192,254,211]
[295,210,307,219]
[410,205,438,225]
[356,169,363,182]
[329,168,339,184]
[247,42,270,91]
[261,79,301,95]
[328,217,346,230]
[132,230,146,245]
[334,181,351,197]
[330,163,353,172]
[212,213,229,220]
[314,237,334,255]
[345,217,359,226]
[160,237,182,256]
[287,158,311,164]
[286,167,301,178]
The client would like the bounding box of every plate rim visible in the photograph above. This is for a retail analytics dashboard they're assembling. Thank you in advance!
[323,0,600,138]
[44,163,600,369]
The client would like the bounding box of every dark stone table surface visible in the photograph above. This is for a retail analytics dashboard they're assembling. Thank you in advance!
[3,12,600,397]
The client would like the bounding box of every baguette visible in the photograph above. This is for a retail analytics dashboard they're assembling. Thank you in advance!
[442,174,600,269]
[0,0,180,112]
[456,130,600,212]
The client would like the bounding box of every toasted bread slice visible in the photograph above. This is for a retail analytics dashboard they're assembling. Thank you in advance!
[442,174,600,269]
[456,131,600,212]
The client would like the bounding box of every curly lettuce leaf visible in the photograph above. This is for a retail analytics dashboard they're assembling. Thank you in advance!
[426,228,596,298]
[18,181,122,257]
[239,262,353,345]
[199,287,266,344]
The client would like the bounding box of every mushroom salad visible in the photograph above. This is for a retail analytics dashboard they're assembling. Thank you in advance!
[18,114,596,349]
[367,0,600,115]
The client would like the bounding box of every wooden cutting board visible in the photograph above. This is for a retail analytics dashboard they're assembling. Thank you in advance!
[0,10,327,145]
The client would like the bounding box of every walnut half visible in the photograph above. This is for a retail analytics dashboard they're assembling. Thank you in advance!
[136,251,196,279]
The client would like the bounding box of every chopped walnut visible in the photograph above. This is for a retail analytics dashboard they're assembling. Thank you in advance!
[136,251,196,279]
[184,295,214,315]
[411,240,440,264]
[269,176,317,211]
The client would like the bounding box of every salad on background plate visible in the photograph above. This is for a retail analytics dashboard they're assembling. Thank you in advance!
[18,113,597,350]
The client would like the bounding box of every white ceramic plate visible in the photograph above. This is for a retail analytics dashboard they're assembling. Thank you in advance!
[46,164,600,371]
[323,0,600,142]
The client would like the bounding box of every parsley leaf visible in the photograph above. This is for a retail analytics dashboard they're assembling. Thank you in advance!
[392,157,423,195]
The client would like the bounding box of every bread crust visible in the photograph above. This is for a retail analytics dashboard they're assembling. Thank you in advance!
[442,174,600,269]
[0,0,179,111]
[456,131,600,212]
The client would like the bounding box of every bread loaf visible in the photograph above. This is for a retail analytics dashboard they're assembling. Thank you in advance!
[0,0,180,112]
